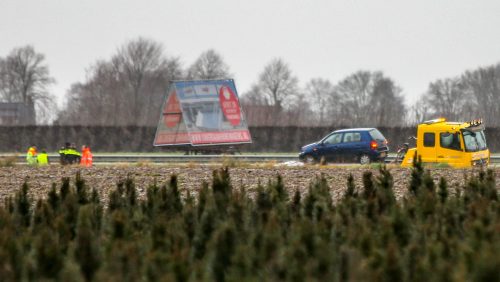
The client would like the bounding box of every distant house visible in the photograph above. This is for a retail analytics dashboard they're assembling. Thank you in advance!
[0,102,35,125]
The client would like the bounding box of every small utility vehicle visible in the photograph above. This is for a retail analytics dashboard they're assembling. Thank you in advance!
[400,118,489,168]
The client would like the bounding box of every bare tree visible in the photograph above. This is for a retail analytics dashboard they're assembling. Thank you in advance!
[409,99,431,125]
[461,65,500,125]
[112,38,163,124]
[0,45,55,124]
[240,85,273,126]
[187,49,231,80]
[243,58,299,125]
[369,77,406,126]
[334,71,405,127]
[414,63,500,126]
[256,58,298,111]
[420,78,467,121]
[58,61,126,125]
[58,38,182,126]
[334,71,373,126]
[285,92,315,126]
[305,78,336,124]
[241,84,267,106]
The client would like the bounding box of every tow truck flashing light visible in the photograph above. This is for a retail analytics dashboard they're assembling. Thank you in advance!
[466,118,483,127]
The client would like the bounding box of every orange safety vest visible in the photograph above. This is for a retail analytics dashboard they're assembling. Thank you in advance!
[80,148,93,167]
[26,147,38,165]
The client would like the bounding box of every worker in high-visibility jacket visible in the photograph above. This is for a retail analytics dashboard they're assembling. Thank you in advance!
[80,145,93,167]
[65,144,81,164]
[59,146,67,165]
[37,150,49,166]
[26,146,38,166]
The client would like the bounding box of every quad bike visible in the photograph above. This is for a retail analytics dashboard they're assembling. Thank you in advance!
[392,137,416,164]
[393,143,409,163]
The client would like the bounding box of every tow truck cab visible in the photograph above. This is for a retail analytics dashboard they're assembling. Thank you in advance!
[401,118,490,168]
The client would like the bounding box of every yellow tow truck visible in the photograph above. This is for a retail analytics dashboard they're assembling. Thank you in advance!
[400,118,490,168]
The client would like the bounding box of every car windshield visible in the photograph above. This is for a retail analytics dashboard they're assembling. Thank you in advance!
[369,129,385,141]
[462,130,488,152]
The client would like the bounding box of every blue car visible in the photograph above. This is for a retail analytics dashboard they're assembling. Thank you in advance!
[299,128,389,164]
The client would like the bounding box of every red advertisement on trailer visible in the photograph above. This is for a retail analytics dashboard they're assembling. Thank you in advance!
[154,79,252,146]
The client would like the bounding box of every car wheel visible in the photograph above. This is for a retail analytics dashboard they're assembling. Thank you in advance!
[359,154,371,165]
[304,155,316,164]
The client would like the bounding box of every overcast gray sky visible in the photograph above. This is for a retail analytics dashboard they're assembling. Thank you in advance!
[1,0,500,107]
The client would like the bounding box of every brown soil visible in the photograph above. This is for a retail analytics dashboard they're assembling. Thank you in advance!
[0,164,498,206]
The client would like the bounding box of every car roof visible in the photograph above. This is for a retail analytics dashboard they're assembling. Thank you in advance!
[333,128,376,133]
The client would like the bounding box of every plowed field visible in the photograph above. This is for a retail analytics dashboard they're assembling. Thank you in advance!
[1,165,498,205]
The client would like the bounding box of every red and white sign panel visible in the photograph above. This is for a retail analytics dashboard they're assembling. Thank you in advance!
[190,130,251,145]
[154,79,252,146]
[219,85,241,126]
[163,92,181,128]
[153,89,190,146]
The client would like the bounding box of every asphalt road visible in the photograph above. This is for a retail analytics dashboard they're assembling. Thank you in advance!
[2,153,499,165]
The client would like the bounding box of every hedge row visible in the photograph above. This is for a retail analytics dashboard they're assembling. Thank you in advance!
[1,126,499,152]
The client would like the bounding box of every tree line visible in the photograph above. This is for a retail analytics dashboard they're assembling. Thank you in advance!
[413,65,500,126]
[1,37,499,126]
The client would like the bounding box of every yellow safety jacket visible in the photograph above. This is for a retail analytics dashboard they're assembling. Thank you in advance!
[65,148,81,157]
[37,153,49,166]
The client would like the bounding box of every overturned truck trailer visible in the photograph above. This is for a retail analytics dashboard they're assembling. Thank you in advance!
[154,79,252,154]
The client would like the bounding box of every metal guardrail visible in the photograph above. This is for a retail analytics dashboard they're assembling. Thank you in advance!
[2,154,297,164]
[70,154,299,163]
[2,154,499,164]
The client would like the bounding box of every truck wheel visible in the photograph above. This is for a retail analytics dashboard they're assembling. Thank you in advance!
[359,154,371,165]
